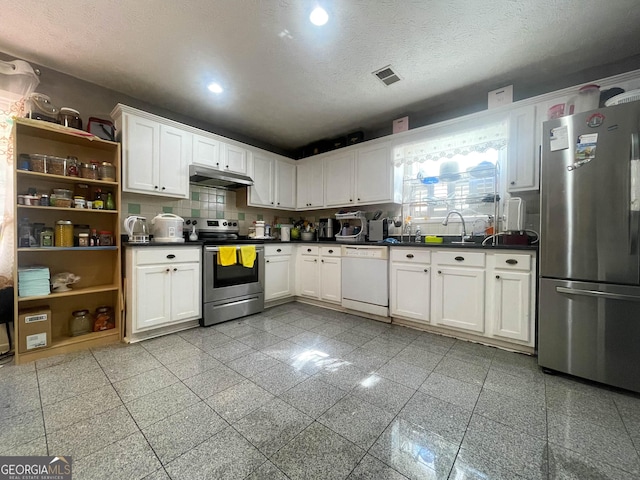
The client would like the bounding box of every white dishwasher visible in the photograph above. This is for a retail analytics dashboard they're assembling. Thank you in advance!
[341,245,389,318]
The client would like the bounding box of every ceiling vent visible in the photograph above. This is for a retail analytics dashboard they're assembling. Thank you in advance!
[373,65,401,86]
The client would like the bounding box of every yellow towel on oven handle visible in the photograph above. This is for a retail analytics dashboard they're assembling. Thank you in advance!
[217,246,237,266]
[239,245,256,268]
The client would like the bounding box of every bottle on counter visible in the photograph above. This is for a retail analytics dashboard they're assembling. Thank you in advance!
[414,226,422,243]
[90,229,99,247]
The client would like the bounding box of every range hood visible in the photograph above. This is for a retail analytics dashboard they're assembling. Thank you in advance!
[189,164,253,189]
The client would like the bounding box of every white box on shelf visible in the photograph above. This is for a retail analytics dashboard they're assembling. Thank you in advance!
[488,85,513,109]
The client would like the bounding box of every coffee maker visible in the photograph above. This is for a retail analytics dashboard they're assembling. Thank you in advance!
[318,218,339,240]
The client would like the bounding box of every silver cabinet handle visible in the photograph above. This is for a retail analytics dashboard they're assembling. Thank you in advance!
[556,286,640,302]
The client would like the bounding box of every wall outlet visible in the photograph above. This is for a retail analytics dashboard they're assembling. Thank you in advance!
[488,85,513,109]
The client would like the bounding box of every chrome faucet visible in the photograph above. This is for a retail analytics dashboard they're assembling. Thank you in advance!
[442,210,469,243]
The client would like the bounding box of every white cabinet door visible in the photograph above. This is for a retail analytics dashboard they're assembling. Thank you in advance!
[192,134,221,169]
[249,153,275,207]
[297,161,324,209]
[320,256,341,303]
[507,105,538,192]
[223,143,248,174]
[275,159,296,209]
[324,152,354,207]
[159,124,190,198]
[265,255,293,301]
[123,114,159,194]
[355,142,392,203]
[170,262,201,321]
[432,267,485,333]
[135,265,171,330]
[390,263,430,323]
[491,270,531,342]
[298,255,320,298]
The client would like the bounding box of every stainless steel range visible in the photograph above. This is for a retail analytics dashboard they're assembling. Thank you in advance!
[185,218,265,326]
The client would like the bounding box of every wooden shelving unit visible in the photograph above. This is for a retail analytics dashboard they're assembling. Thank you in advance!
[13,118,123,364]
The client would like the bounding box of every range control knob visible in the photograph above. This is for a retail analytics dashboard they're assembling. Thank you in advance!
[192,220,197,225]
[223,222,227,226]
[232,222,238,227]
[185,220,191,225]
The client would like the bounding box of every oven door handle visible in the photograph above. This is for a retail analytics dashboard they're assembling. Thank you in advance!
[205,245,264,252]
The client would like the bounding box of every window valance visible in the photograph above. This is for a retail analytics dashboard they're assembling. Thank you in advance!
[393,120,509,167]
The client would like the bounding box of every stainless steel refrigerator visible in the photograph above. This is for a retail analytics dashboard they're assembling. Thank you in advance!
[539,101,640,393]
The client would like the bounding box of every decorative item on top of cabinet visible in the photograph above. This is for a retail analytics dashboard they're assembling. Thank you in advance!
[13,118,122,364]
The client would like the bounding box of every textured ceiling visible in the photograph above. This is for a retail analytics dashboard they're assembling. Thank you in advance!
[1,0,640,151]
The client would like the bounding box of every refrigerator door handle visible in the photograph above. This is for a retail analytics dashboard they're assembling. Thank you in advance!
[630,133,640,253]
[556,286,640,302]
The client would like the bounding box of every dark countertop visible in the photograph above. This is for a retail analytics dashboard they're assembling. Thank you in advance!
[265,239,538,251]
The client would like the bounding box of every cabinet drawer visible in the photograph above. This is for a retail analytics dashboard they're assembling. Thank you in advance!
[300,245,320,256]
[435,250,485,267]
[493,253,531,271]
[390,249,431,264]
[135,247,201,265]
[320,246,341,257]
[265,244,293,256]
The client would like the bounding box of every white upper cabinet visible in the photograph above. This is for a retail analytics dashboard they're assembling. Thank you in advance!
[355,141,394,204]
[324,151,355,207]
[507,105,538,192]
[192,134,221,169]
[117,111,189,198]
[159,124,191,197]
[222,143,248,175]
[296,160,324,209]
[247,152,296,210]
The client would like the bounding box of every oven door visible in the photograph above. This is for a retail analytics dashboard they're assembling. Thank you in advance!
[204,245,264,303]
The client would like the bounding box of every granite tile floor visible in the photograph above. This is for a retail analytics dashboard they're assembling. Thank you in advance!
[2,302,640,479]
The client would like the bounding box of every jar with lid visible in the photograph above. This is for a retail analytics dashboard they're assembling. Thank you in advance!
[70,309,93,336]
[66,156,80,177]
[55,220,74,247]
[98,231,113,246]
[93,306,115,331]
[98,162,116,182]
[80,162,98,180]
[58,107,82,129]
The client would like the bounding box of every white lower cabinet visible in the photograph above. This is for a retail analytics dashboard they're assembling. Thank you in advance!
[432,251,486,333]
[296,245,342,303]
[298,246,320,298]
[264,245,295,301]
[126,247,201,337]
[390,249,431,323]
[389,248,536,349]
[487,253,535,343]
[320,247,341,303]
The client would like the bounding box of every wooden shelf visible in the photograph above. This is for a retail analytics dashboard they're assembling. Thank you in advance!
[18,284,119,302]
[16,169,119,187]
[17,205,118,214]
[52,328,119,348]
[18,247,118,252]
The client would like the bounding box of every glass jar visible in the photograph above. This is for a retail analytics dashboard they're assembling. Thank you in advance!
[98,162,116,182]
[66,156,80,177]
[78,233,89,247]
[70,309,93,336]
[94,306,115,331]
[98,231,113,246]
[55,220,74,247]
[80,162,98,180]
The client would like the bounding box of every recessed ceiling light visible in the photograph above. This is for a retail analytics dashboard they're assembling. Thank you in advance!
[309,6,328,26]
[207,82,223,94]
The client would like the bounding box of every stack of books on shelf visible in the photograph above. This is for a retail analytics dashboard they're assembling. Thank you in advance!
[18,266,51,297]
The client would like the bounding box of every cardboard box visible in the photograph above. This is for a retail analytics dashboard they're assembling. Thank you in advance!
[18,306,51,353]
[393,116,409,134]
